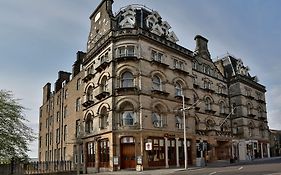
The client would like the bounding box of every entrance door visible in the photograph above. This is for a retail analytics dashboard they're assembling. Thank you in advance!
[168,139,176,166]
[121,143,135,169]
[120,137,135,169]
[216,141,230,160]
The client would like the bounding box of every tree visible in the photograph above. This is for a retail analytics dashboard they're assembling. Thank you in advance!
[0,90,36,160]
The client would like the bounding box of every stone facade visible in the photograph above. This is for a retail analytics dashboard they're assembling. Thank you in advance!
[270,129,281,157]
[38,0,270,173]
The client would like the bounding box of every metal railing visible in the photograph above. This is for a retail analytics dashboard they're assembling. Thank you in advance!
[0,160,74,175]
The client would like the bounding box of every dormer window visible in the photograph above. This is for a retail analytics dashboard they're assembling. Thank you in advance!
[119,6,136,28]
[148,21,153,28]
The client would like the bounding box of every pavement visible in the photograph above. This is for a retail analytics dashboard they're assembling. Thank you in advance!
[85,157,281,175]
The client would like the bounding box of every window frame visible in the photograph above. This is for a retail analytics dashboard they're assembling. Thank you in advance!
[152,75,162,91]
[121,71,134,88]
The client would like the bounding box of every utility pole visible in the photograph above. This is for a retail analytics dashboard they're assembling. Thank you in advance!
[182,95,201,169]
[182,95,187,170]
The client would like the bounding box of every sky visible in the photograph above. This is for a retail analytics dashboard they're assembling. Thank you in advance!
[0,0,281,158]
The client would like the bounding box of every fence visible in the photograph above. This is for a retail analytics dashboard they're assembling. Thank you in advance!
[0,160,75,175]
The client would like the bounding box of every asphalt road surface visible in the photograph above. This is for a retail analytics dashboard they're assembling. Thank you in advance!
[176,158,281,175]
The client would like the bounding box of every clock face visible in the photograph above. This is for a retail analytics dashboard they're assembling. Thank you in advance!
[88,10,111,50]
[95,12,101,22]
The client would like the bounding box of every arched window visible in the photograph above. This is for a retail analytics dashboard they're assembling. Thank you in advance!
[259,125,265,138]
[232,103,237,115]
[233,122,238,134]
[219,101,226,114]
[205,97,212,110]
[152,104,165,128]
[100,107,108,129]
[85,114,93,134]
[247,103,252,115]
[248,122,254,137]
[258,107,263,118]
[152,75,162,91]
[176,115,183,129]
[121,71,134,88]
[120,101,136,126]
[152,112,162,128]
[86,86,94,101]
[123,111,134,126]
[175,82,182,96]
[195,118,199,131]
[101,76,108,92]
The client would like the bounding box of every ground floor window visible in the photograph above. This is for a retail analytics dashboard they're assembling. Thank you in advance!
[147,137,165,166]
[99,139,110,167]
[86,142,95,167]
[74,144,83,164]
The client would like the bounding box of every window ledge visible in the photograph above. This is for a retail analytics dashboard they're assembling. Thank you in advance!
[95,61,110,72]
[95,91,110,100]
[247,114,256,118]
[205,109,216,114]
[116,87,139,94]
[175,95,190,102]
[150,60,169,68]
[193,84,199,89]
[173,68,189,75]
[203,88,215,93]
[83,73,95,83]
[151,90,170,96]
[115,55,138,63]
[82,100,94,108]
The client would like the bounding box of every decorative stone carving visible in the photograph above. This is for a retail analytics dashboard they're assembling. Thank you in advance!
[119,5,136,28]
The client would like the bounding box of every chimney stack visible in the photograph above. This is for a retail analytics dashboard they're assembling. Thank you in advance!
[194,35,210,59]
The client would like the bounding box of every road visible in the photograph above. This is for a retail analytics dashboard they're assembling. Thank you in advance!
[176,158,281,175]
[96,158,281,175]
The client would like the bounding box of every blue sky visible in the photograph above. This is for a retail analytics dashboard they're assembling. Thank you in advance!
[0,0,280,158]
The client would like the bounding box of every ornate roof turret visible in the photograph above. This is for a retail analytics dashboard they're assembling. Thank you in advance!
[116,4,179,43]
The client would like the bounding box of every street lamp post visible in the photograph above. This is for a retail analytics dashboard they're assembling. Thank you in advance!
[182,95,201,170]
[182,94,187,170]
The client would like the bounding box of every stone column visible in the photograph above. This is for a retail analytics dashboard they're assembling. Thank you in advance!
[176,138,180,167]
[95,141,99,172]
[165,137,169,168]
[267,143,271,158]
[252,142,255,159]
[261,143,264,158]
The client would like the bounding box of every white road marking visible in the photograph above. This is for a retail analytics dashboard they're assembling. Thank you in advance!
[238,166,243,170]
[209,172,217,175]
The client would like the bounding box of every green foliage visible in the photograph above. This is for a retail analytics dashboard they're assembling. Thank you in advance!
[0,90,36,160]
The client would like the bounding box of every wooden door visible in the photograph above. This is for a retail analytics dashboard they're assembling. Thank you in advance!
[168,139,176,165]
[120,143,135,169]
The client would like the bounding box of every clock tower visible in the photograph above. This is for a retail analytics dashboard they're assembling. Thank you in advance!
[87,0,114,51]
